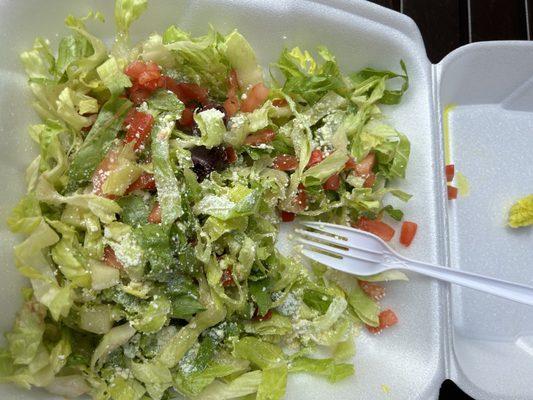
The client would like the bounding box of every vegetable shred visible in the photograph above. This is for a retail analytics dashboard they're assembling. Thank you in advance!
[1,1,415,399]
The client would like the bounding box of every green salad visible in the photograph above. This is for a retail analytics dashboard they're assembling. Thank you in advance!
[1,1,413,399]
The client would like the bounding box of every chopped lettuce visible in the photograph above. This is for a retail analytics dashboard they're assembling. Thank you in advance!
[4,1,413,398]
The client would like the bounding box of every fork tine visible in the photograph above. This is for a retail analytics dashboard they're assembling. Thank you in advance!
[301,248,386,277]
[296,237,382,264]
[300,221,350,239]
[295,228,383,256]
[301,248,344,271]
[300,221,386,254]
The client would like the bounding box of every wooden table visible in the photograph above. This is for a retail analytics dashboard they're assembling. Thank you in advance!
[366,1,531,398]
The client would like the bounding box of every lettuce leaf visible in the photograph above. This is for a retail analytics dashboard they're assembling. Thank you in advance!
[152,115,183,224]
[67,97,132,191]
[5,300,46,365]
[289,357,354,383]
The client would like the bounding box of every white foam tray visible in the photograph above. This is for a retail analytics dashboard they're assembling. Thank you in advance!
[0,1,531,399]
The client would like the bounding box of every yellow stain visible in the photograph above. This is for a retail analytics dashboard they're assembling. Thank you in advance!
[456,171,470,197]
[381,384,390,394]
[443,104,456,165]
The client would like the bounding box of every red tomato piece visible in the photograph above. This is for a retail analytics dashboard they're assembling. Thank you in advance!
[281,211,295,222]
[123,108,137,128]
[355,217,395,242]
[307,149,324,168]
[125,61,161,90]
[224,97,240,118]
[103,245,123,270]
[128,83,152,105]
[92,147,121,196]
[221,266,234,287]
[445,164,455,182]
[345,157,357,170]
[400,221,418,247]
[447,185,458,200]
[244,129,276,146]
[228,69,240,92]
[252,308,273,322]
[294,183,308,210]
[161,77,208,106]
[240,83,270,112]
[126,172,156,194]
[225,146,238,164]
[147,202,162,224]
[323,173,340,191]
[224,70,241,117]
[272,154,298,171]
[124,60,147,81]
[355,152,376,177]
[272,98,288,107]
[359,280,385,300]
[124,111,154,151]
[363,172,376,188]
[366,309,398,334]
[179,107,195,127]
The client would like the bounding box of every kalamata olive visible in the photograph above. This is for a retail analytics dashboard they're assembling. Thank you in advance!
[190,145,228,182]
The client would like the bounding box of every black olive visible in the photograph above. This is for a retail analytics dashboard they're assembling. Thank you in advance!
[190,145,229,182]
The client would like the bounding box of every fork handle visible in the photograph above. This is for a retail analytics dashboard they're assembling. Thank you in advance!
[394,258,533,306]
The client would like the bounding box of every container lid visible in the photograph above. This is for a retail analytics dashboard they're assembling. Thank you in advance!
[437,42,533,400]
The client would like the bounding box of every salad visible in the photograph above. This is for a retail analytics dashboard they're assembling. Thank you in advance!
[1,1,414,399]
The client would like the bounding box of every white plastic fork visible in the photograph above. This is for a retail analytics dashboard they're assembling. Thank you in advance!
[296,221,533,306]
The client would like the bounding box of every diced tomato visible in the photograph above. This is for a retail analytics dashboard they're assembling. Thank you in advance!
[447,185,458,200]
[224,96,240,118]
[244,129,276,146]
[323,173,340,191]
[240,83,270,113]
[221,266,234,287]
[366,309,398,334]
[92,147,121,196]
[355,217,395,242]
[252,308,273,322]
[125,61,161,90]
[272,154,298,171]
[124,111,154,151]
[225,146,238,164]
[161,77,208,106]
[445,164,455,182]
[126,172,156,194]
[345,157,357,170]
[179,107,195,127]
[272,98,288,107]
[128,83,152,105]
[224,70,241,118]
[363,172,376,188]
[355,152,376,177]
[307,149,324,168]
[359,280,385,300]
[124,61,147,80]
[103,245,123,270]
[228,69,240,92]
[147,202,162,224]
[294,183,308,210]
[281,211,295,222]
[400,221,418,247]
[123,108,137,128]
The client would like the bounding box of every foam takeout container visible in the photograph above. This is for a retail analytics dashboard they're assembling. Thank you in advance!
[0,0,532,399]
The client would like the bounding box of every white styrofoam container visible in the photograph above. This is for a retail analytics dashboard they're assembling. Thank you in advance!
[0,1,531,399]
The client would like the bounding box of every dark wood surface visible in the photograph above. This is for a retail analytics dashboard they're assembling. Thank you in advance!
[369,0,530,63]
[366,0,530,398]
